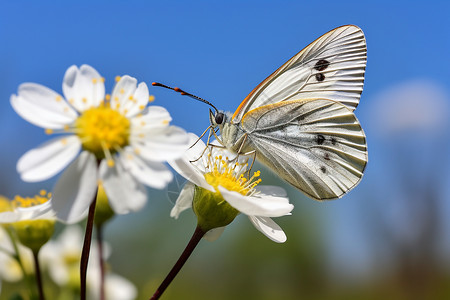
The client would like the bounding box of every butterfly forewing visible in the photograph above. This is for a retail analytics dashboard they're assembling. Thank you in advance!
[232,25,366,123]
[241,99,367,200]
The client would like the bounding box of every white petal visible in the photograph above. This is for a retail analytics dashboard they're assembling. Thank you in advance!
[255,185,287,197]
[167,133,215,191]
[104,273,137,300]
[132,126,190,161]
[168,154,213,192]
[120,148,173,189]
[203,226,226,242]
[130,105,172,130]
[219,186,293,217]
[17,136,81,182]
[0,212,20,223]
[111,75,137,116]
[170,182,194,219]
[248,216,287,243]
[62,65,105,112]
[15,200,54,220]
[52,151,98,224]
[171,133,212,173]
[10,83,78,129]
[100,159,147,215]
[125,82,149,118]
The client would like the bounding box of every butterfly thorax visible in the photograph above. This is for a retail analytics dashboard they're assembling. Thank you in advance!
[220,121,251,154]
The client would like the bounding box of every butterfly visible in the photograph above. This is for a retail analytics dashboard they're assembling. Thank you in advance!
[155,25,367,200]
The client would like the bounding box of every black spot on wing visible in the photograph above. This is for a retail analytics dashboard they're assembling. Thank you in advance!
[324,153,330,160]
[320,166,327,173]
[315,73,325,82]
[314,59,330,71]
[316,134,325,145]
[331,137,337,145]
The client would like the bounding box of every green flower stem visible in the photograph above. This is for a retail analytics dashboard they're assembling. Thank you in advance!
[32,249,45,300]
[96,223,106,300]
[5,226,35,299]
[150,226,206,300]
[80,188,99,300]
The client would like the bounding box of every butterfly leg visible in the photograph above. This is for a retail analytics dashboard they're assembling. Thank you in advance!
[189,125,213,149]
[189,128,225,163]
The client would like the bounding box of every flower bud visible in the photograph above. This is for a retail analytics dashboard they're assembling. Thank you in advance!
[193,185,239,232]
[13,219,55,253]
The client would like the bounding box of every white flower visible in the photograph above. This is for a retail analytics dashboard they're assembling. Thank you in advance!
[11,65,190,223]
[0,192,55,224]
[169,134,294,243]
[40,226,137,300]
[0,227,33,283]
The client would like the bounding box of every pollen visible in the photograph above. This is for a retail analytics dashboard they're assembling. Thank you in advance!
[107,159,115,167]
[115,76,121,82]
[105,94,111,101]
[55,95,62,102]
[92,78,98,84]
[149,95,155,102]
[74,105,130,159]
[12,191,51,209]
[204,155,260,196]
[45,128,53,135]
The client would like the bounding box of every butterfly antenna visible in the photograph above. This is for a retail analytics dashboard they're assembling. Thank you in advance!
[152,82,219,114]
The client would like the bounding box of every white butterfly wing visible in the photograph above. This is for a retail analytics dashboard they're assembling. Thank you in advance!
[232,25,366,122]
[241,99,367,200]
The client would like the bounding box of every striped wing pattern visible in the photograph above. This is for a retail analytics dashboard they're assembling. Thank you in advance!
[241,98,367,200]
[233,25,366,122]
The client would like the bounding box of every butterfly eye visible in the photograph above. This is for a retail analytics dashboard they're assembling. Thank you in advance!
[215,112,225,125]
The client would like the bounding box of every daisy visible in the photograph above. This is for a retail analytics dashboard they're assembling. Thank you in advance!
[0,193,52,298]
[11,65,190,223]
[0,191,54,225]
[169,134,294,243]
[0,226,33,285]
[40,226,137,300]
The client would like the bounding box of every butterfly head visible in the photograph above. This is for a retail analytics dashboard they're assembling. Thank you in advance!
[209,109,227,128]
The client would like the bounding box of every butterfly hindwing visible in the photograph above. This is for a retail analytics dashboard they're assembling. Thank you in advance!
[233,25,366,122]
[241,98,367,200]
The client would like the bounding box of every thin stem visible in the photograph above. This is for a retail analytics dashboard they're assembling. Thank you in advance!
[32,249,45,300]
[96,224,106,300]
[150,226,206,300]
[80,189,99,300]
[5,226,35,299]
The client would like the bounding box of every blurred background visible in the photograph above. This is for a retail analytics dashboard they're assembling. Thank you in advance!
[1,1,450,299]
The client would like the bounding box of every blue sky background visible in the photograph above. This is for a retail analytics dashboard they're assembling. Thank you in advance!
[1,1,450,298]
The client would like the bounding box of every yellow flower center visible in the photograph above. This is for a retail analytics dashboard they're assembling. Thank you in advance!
[12,190,51,209]
[193,153,262,232]
[203,154,261,196]
[75,105,130,159]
